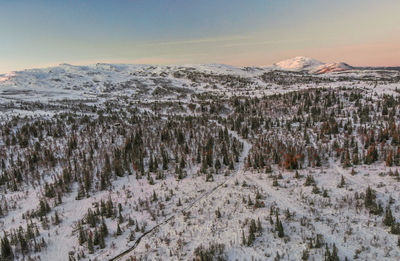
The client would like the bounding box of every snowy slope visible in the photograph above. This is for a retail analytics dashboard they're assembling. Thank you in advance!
[311,62,353,74]
[274,56,324,71]
[274,57,354,74]
[0,58,396,108]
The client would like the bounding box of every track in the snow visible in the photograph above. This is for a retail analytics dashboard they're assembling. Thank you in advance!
[108,125,251,261]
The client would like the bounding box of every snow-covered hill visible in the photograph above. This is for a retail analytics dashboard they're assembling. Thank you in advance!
[273,56,354,74]
[274,56,325,71]
[0,59,399,108]
[311,62,353,74]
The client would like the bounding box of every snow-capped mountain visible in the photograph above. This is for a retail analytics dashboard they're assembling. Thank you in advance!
[274,56,325,71]
[274,56,354,74]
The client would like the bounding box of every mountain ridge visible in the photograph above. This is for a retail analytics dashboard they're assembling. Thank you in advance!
[3,57,400,82]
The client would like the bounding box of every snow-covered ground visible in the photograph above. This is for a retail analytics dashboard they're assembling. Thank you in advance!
[0,59,400,260]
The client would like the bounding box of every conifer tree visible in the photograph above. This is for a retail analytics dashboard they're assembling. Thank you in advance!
[78,224,86,245]
[247,219,257,246]
[1,233,13,260]
[275,213,284,238]
[338,176,345,188]
[152,190,158,202]
[18,228,28,254]
[93,229,99,246]
[215,208,221,218]
[241,230,246,246]
[257,217,263,233]
[106,197,113,218]
[101,218,108,237]
[331,243,340,261]
[315,234,323,248]
[54,210,60,225]
[365,186,374,208]
[116,223,122,236]
[87,234,94,254]
[99,232,105,249]
[384,207,395,226]
[76,184,86,200]
[247,228,255,246]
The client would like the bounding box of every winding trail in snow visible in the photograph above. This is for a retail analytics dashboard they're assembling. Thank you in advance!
[108,121,251,261]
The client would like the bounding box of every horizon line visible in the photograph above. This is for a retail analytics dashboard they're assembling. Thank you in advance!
[2,57,400,75]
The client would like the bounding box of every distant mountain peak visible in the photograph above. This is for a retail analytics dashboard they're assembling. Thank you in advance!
[275,56,324,70]
[274,56,353,74]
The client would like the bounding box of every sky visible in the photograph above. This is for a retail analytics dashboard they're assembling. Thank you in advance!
[0,0,399,73]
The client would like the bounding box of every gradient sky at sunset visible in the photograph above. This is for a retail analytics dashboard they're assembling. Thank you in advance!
[1,0,399,73]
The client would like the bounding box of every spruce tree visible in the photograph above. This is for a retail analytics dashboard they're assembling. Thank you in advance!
[338,176,345,188]
[17,228,28,254]
[365,186,374,208]
[78,224,86,245]
[87,209,96,227]
[384,207,395,226]
[331,243,340,261]
[99,233,105,249]
[215,208,221,218]
[54,210,60,225]
[1,233,13,260]
[100,200,106,216]
[106,197,113,218]
[247,228,255,246]
[257,217,263,233]
[116,223,122,236]
[101,218,108,237]
[315,234,323,248]
[93,229,99,246]
[87,234,94,254]
[324,244,331,260]
[152,190,158,202]
[275,213,284,238]
[247,219,257,246]
[241,230,246,246]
